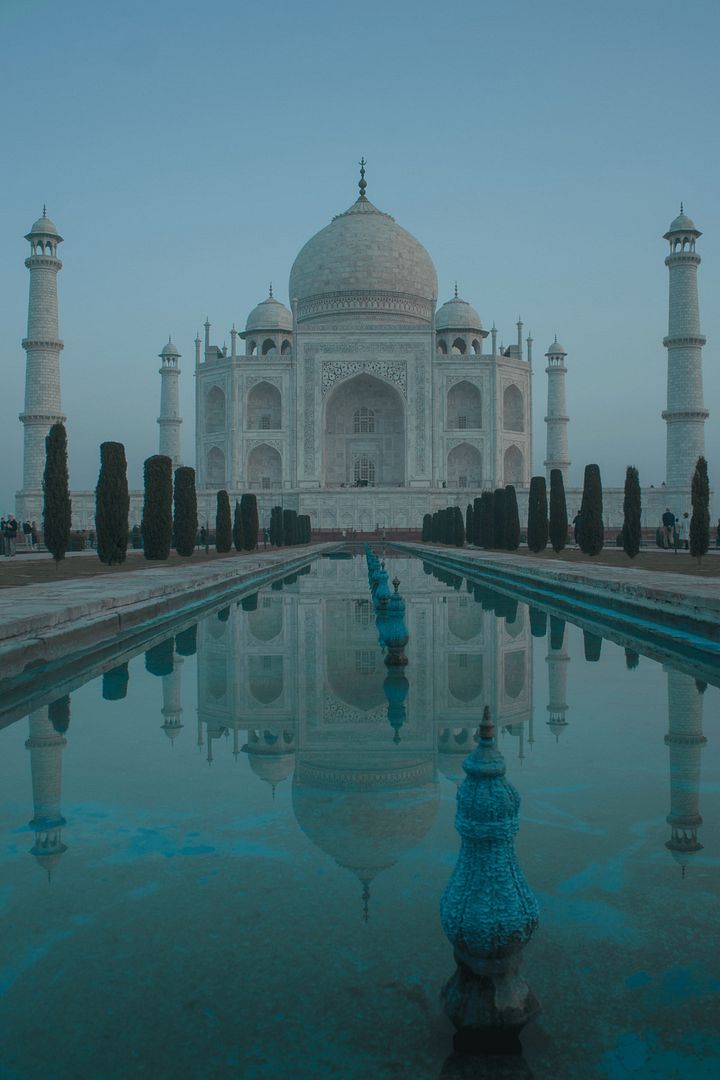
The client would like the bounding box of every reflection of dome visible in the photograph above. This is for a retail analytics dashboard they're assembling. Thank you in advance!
[244,293,293,334]
[289,191,437,323]
[292,756,438,903]
[435,296,482,332]
[246,752,296,786]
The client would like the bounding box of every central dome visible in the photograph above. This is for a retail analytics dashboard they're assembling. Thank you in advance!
[289,193,438,324]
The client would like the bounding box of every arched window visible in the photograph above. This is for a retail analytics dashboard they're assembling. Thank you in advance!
[503,384,524,431]
[281,339,291,355]
[261,338,276,356]
[353,406,375,433]
[503,445,523,485]
[205,386,225,433]
[447,381,482,429]
[247,339,257,356]
[437,338,448,355]
[447,443,482,488]
[246,444,282,490]
[504,651,526,699]
[353,455,376,486]
[206,446,225,486]
[472,338,482,355]
[448,654,483,702]
[247,381,281,430]
[452,337,467,355]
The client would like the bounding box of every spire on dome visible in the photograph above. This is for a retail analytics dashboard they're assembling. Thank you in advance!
[269,282,273,298]
[454,282,458,299]
[42,204,47,217]
[358,157,367,199]
[681,201,684,214]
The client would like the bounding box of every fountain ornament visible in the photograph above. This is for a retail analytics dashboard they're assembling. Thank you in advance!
[440,706,539,1049]
[383,577,409,666]
[373,560,392,610]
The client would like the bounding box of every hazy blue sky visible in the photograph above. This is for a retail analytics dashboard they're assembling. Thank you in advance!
[1,0,719,511]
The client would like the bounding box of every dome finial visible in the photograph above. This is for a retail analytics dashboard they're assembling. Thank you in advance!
[269,281,273,298]
[42,203,47,218]
[358,156,367,198]
[454,281,458,299]
[680,201,684,214]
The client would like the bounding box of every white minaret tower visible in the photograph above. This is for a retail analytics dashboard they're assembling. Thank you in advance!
[664,668,706,875]
[19,209,65,521]
[662,207,708,491]
[157,338,182,469]
[544,337,570,484]
[546,634,570,742]
[25,707,68,878]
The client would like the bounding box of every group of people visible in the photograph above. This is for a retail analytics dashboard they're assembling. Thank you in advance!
[1,516,38,557]
[660,508,689,550]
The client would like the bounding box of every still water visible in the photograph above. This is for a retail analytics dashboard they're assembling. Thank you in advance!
[0,554,718,1079]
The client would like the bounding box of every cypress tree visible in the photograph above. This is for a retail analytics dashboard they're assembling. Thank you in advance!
[465,504,474,544]
[431,511,440,543]
[215,490,232,552]
[529,607,547,637]
[549,616,565,651]
[142,454,173,560]
[473,497,483,545]
[504,485,520,551]
[270,506,283,546]
[622,465,642,559]
[480,492,494,548]
[422,513,432,541]
[173,466,197,557]
[527,475,548,553]
[282,508,294,545]
[624,648,639,671]
[453,505,465,546]
[549,469,568,554]
[145,639,174,677]
[96,441,129,565]
[240,493,259,551]
[175,625,197,657]
[690,456,710,562]
[579,464,604,556]
[241,592,258,612]
[102,662,129,701]
[233,500,244,552]
[42,422,72,564]
[583,630,602,662]
[49,695,71,734]
[492,488,506,549]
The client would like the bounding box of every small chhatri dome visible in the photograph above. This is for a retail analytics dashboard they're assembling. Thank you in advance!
[664,205,701,238]
[243,290,293,335]
[160,337,180,357]
[435,291,483,332]
[26,206,62,241]
[546,335,566,356]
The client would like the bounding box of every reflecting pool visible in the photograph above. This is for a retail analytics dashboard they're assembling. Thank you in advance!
[1,555,718,1078]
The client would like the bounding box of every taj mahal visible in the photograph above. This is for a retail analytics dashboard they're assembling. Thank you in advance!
[14,165,709,531]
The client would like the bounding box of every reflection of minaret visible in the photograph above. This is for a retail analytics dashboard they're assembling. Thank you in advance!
[665,669,706,874]
[161,653,184,743]
[546,633,569,742]
[25,708,68,878]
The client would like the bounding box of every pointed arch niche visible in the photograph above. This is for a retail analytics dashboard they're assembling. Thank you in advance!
[246,443,282,490]
[447,381,482,430]
[503,445,523,485]
[447,443,482,488]
[323,373,405,487]
[247,381,281,430]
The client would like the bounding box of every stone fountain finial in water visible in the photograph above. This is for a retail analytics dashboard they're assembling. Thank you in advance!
[383,576,409,666]
[440,705,540,1050]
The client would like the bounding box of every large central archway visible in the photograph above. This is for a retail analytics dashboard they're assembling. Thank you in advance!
[323,373,405,487]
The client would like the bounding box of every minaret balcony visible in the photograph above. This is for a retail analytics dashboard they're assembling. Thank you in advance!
[663,335,706,349]
[22,338,64,351]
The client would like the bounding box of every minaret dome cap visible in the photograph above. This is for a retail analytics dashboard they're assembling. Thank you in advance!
[242,292,293,336]
[160,338,180,358]
[546,337,566,356]
[435,294,483,332]
[664,208,701,239]
[26,208,62,241]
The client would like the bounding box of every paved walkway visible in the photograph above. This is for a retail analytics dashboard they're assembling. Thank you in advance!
[0,545,336,680]
[397,543,720,627]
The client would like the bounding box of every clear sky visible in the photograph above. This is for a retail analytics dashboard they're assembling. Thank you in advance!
[1,0,719,512]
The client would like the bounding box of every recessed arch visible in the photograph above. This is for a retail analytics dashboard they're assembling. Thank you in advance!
[447,596,483,642]
[437,338,448,355]
[447,443,481,488]
[247,599,283,643]
[447,381,481,429]
[248,656,283,704]
[247,339,257,356]
[247,381,281,430]
[206,446,225,487]
[503,445,523,486]
[471,338,482,355]
[503,384,524,431]
[205,385,226,433]
[448,654,483,703]
[261,337,276,356]
[504,650,526,699]
[247,443,282,490]
[323,372,405,487]
[281,339,291,355]
[452,337,467,355]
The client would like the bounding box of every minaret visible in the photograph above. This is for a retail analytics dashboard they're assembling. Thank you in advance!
[546,633,570,741]
[662,208,708,491]
[19,209,65,520]
[544,337,570,484]
[161,652,184,743]
[157,338,182,469]
[25,707,68,878]
[664,669,706,874]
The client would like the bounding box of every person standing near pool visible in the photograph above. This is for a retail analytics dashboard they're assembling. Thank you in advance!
[661,508,675,549]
